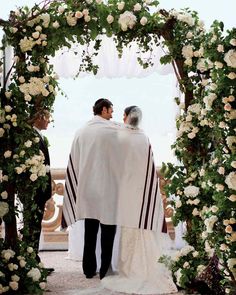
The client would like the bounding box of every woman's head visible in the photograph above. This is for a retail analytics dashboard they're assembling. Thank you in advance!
[123,106,142,127]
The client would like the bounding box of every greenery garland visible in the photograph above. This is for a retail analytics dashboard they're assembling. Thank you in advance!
[0,0,235,294]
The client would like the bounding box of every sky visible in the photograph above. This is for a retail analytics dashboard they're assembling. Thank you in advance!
[0,1,236,168]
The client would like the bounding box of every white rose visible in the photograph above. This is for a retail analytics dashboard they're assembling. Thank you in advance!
[215,183,224,191]
[117,1,125,10]
[18,76,25,83]
[52,21,60,29]
[184,58,192,66]
[19,260,26,268]
[25,95,32,102]
[27,247,34,254]
[106,15,114,24]
[58,6,65,14]
[27,268,41,282]
[82,9,89,16]
[1,191,8,199]
[24,140,32,148]
[84,15,91,22]
[220,244,228,251]
[187,132,196,139]
[0,128,5,137]
[118,11,136,31]
[230,39,236,46]
[11,275,20,282]
[184,185,200,198]
[32,31,40,39]
[180,245,194,256]
[217,167,225,175]
[5,91,12,98]
[183,262,190,269]
[35,25,42,32]
[186,31,193,38]
[140,16,148,26]
[5,105,12,112]
[4,150,12,158]
[230,217,236,224]
[197,58,213,72]
[133,3,142,11]
[192,208,199,216]
[15,167,23,174]
[227,72,236,79]
[197,265,206,275]
[217,44,224,52]
[9,281,18,291]
[30,174,38,182]
[66,14,77,26]
[175,200,182,208]
[214,61,223,69]
[0,201,9,217]
[177,12,194,26]
[192,251,199,257]
[182,45,194,59]
[224,50,236,68]
[39,282,46,289]
[228,194,236,202]
[225,172,236,190]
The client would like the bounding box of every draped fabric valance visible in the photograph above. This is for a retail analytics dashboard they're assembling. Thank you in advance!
[50,35,173,79]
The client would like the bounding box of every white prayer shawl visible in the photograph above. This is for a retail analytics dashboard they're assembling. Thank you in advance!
[61,116,164,232]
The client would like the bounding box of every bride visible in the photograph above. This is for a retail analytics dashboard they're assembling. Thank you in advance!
[101,106,178,294]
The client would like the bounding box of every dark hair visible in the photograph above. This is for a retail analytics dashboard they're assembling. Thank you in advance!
[28,109,51,125]
[93,98,113,115]
[124,105,137,116]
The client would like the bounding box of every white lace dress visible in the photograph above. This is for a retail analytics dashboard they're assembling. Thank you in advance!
[101,227,178,294]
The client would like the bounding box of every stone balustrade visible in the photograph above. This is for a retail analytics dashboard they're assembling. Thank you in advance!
[0,168,175,248]
[40,167,175,249]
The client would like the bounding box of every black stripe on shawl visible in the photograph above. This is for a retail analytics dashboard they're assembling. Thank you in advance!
[139,145,151,228]
[67,166,77,203]
[69,154,78,185]
[144,162,155,229]
[150,180,158,230]
[61,212,67,229]
[65,182,76,221]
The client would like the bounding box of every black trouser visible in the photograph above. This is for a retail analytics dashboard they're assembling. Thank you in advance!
[83,218,116,279]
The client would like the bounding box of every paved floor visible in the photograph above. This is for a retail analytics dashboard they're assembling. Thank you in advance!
[40,251,185,295]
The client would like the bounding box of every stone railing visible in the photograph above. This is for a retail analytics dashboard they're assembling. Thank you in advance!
[41,168,68,250]
[0,168,175,247]
[40,167,175,250]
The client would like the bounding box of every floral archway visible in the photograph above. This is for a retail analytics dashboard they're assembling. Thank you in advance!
[0,0,235,294]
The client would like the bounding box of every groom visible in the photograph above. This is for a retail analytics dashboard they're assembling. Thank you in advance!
[62,98,117,279]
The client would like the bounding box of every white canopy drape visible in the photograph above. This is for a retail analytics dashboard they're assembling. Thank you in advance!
[50,35,173,79]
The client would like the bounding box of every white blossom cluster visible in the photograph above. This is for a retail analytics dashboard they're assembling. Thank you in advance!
[15,150,49,182]
[19,77,54,101]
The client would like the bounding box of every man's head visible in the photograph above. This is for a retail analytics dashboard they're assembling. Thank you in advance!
[93,98,113,120]
[29,109,51,130]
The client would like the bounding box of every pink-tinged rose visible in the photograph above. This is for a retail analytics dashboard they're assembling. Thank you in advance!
[75,11,83,18]
[224,103,232,111]
[225,225,233,233]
